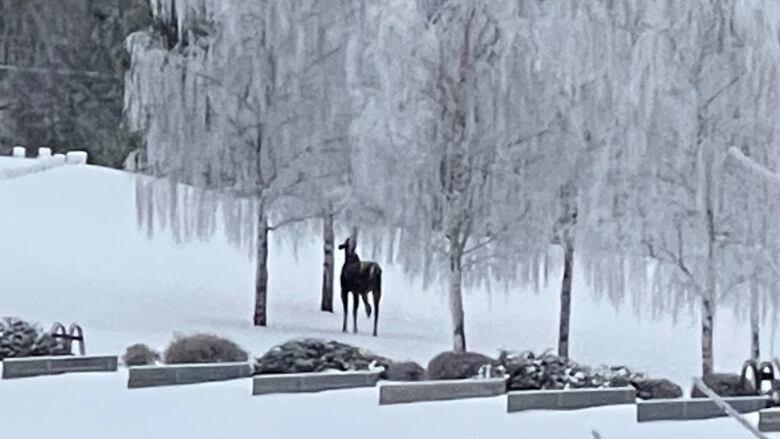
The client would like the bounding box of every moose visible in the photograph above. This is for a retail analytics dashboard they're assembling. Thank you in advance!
[338,237,382,336]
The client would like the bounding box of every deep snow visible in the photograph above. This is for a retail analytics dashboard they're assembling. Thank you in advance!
[0,162,776,438]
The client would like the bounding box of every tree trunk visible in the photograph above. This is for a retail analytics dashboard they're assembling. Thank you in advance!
[558,239,575,359]
[701,226,716,375]
[349,226,359,252]
[750,279,760,362]
[701,289,715,375]
[701,146,716,376]
[254,211,269,327]
[448,235,466,353]
[320,213,334,313]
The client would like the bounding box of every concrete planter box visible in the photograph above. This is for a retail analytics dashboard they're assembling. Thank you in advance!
[2,355,118,379]
[637,396,771,422]
[507,387,636,413]
[128,362,253,389]
[252,370,381,396]
[379,378,506,405]
[759,408,780,432]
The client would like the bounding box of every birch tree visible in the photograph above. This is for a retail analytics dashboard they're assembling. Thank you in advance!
[622,1,762,375]
[720,0,780,356]
[126,0,348,326]
[351,0,567,353]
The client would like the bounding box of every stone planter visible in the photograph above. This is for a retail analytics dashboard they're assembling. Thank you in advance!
[252,370,381,396]
[128,362,253,389]
[637,396,771,422]
[507,387,636,413]
[379,378,506,405]
[2,355,118,379]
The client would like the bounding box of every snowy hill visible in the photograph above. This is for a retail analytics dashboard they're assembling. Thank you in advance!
[0,161,769,386]
[0,161,773,438]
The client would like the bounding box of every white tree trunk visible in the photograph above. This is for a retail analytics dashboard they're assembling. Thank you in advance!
[702,211,716,376]
[349,226,359,252]
[701,285,715,375]
[558,239,575,359]
[254,211,269,327]
[701,143,716,376]
[448,235,466,353]
[751,279,760,361]
[320,213,335,313]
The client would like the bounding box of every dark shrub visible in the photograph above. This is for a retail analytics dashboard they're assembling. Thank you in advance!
[123,343,159,366]
[163,333,248,364]
[0,318,69,360]
[499,350,645,391]
[385,361,425,381]
[427,351,497,380]
[632,378,683,400]
[691,373,756,398]
[254,338,391,375]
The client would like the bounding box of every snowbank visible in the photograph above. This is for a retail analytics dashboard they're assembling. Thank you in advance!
[0,164,769,394]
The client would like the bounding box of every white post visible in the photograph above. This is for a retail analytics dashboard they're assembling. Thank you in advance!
[12,146,26,158]
[65,151,88,165]
[38,147,52,159]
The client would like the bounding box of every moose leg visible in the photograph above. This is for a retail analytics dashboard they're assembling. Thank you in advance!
[372,296,380,337]
[341,288,349,333]
[352,292,360,333]
[362,292,372,318]
[373,274,381,337]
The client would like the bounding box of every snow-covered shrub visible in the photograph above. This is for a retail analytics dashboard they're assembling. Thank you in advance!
[691,373,755,398]
[499,350,652,391]
[632,378,683,400]
[385,361,425,381]
[0,317,69,360]
[426,351,498,380]
[123,343,159,366]
[254,338,391,375]
[163,333,248,364]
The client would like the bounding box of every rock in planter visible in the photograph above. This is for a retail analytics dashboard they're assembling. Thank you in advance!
[427,351,497,380]
[691,373,756,398]
[499,350,644,391]
[255,339,392,375]
[632,378,683,400]
[385,361,425,382]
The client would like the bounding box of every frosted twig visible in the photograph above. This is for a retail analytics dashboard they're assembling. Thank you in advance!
[693,378,770,439]
[726,147,780,188]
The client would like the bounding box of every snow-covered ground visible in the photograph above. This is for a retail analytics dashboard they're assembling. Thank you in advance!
[0,370,767,439]
[0,164,776,438]
[0,156,33,169]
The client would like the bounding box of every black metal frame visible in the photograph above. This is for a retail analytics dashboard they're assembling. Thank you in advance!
[741,359,776,398]
[49,322,85,356]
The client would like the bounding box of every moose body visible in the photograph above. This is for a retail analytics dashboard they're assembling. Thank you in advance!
[338,237,382,336]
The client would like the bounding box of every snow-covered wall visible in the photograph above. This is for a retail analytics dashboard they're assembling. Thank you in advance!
[0,148,86,181]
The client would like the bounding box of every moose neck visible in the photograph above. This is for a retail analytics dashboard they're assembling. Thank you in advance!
[343,250,361,265]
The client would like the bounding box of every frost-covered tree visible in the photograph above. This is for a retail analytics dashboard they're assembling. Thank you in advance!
[125,0,353,326]
[720,6,780,356]
[351,0,569,353]
[616,0,775,375]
